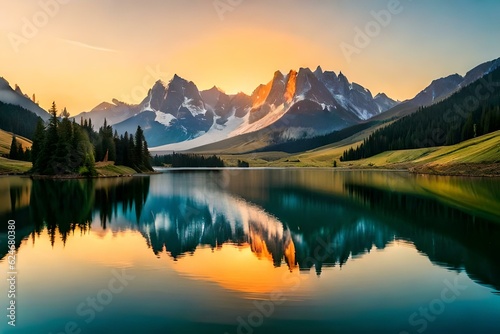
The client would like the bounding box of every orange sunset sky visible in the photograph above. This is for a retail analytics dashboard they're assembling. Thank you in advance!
[1,0,500,114]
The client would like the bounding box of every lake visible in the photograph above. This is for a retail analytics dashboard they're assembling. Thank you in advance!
[1,169,500,334]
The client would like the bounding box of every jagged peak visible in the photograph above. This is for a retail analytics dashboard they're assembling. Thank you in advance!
[0,77,12,91]
[250,83,267,97]
[273,70,284,79]
[314,65,323,75]
[338,71,349,83]
[170,74,187,84]
[233,91,250,98]
[374,92,388,99]
[153,79,167,88]
[323,70,337,76]
[298,67,314,75]
[209,85,225,93]
[14,84,23,95]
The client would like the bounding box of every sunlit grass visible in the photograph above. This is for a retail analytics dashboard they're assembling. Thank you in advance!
[94,162,137,176]
[0,129,32,155]
[0,157,31,174]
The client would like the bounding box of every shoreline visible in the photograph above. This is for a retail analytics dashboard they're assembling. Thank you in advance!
[1,164,498,178]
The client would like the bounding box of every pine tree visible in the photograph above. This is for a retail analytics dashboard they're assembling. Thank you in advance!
[31,119,45,168]
[127,133,136,169]
[461,113,474,141]
[142,140,153,171]
[9,135,19,160]
[98,119,116,162]
[134,126,144,170]
[72,125,96,176]
[60,107,70,118]
[56,115,73,173]
[37,102,60,174]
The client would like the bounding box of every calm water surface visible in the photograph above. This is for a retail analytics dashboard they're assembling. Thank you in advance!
[1,169,499,334]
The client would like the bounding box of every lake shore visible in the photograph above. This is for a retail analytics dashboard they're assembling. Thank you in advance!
[2,157,498,178]
[0,159,159,178]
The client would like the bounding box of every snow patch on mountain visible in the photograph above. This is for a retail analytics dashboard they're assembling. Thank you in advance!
[182,97,206,117]
[230,104,288,137]
[155,111,176,127]
[141,93,154,112]
[150,113,246,152]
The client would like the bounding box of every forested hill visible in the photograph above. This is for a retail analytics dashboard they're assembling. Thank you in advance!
[0,101,42,140]
[342,67,500,161]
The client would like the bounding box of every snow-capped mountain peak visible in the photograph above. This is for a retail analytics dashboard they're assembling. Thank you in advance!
[79,67,399,149]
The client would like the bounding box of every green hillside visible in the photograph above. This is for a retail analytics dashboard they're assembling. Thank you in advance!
[261,130,499,176]
[0,129,32,155]
[342,67,500,162]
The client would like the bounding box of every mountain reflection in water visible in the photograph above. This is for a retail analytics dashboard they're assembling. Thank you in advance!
[1,170,499,295]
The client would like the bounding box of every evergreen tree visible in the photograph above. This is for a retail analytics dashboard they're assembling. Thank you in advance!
[60,107,70,118]
[7,135,30,161]
[31,119,45,166]
[9,135,19,160]
[134,126,145,169]
[461,113,475,142]
[73,125,97,176]
[127,133,136,169]
[142,140,153,171]
[0,101,42,140]
[341,67,500,162]
[37,102,60,174]
[31,102,96,176]
[55,115,73,173]
[97,119,116,162]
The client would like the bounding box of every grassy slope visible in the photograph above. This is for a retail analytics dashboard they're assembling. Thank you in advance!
[0,129,137,176]
[0,159,137,177]
[226,121,395,167]
[0,130,33,174]
[265,130,500,175]
[0,129,32,155]
[222,129,500,176]
[94,162,137,176]
[0,157,32,174]
[343,130,500,168]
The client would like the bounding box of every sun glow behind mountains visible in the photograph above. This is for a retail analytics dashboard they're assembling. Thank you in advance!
[1,0,500,114]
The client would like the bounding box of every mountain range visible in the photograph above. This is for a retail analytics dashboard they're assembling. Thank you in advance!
[0,77,49,121]
[74,66,399,148]
[372,57,500,121]
[1,57,499,152]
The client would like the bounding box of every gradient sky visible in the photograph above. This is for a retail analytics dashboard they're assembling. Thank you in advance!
[1,0,500,114]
